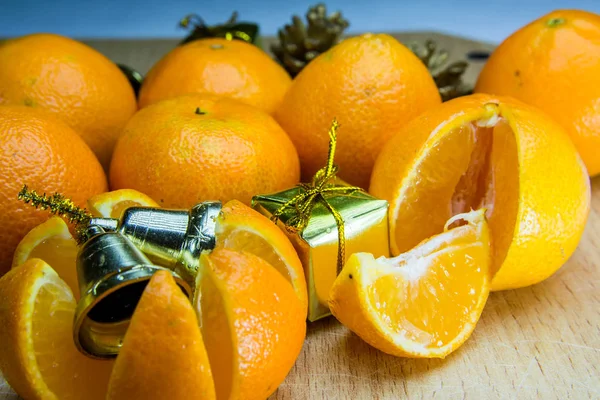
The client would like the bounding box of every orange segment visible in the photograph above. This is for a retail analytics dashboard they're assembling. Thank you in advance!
[328,209,491,358]
[87,188,160,218]
[195,249,306,400]
[215,200,308,315]
[0,259,113,400]
[370,94,590,290]
[107,271,215,400]
[11,217,80,299]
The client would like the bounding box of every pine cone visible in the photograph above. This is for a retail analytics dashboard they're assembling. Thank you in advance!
[271,3,349,77]
[411,40,473,101]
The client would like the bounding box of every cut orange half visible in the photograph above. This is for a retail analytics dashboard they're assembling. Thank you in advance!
[12,217,80,298]
[0,259,113,400]
[87,188,160,218]
[215,200,308,315]
[329,209,490,358]
[370,94,590,290]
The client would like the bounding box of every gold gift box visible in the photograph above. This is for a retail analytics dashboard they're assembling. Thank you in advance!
[252,183,390,321]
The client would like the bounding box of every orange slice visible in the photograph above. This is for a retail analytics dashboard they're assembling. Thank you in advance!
[329,209,491,358]
[0,258,113,400]
[87,188,160,218]
[195,248,306,400]
[11,217,80,298]
[215,200,308,315]
[370,94,590,290]
[107,271,215,400]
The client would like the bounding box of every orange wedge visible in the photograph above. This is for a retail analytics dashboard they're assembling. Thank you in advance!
[329,209,491,358]
[195,248,306,400]
[370,94,590,290]
[0,258,113,399]
[87,188,160,218]
[107,271,215,400]
[215,200,308,315]
[12,217,80,298]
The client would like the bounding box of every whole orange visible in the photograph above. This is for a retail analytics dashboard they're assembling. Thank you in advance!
[275,33,441,189]
[0,33,137,169]
[138,38,291,114]
[109,94,300,207]
[475,9,600,176]
[0,105,107,275]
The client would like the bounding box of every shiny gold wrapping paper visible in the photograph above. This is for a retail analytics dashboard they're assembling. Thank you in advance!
[252,186,389,321]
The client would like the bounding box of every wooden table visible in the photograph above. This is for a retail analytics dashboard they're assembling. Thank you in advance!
[2,33,599,399]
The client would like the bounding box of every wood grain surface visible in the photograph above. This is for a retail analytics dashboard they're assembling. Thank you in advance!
[1,33,599,399]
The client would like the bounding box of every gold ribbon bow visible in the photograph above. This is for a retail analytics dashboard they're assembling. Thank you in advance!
[271,119,361,273]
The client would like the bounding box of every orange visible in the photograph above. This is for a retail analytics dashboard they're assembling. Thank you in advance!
[0,33,137,169]
[475,10,600,176]
[11,189,160,296]
[5,192,306,398]
[216,200,308,314]
[12,217,80,298]
[87,188,159,218]
[107,271,215,400]
[275,33,441,189]
[370,94,590,291]
[0,258,113,400]
[139,38,291,114]
[0,105,107,276]
[329,209,490,358]
[195,248,306,400]
[110,94,300,207]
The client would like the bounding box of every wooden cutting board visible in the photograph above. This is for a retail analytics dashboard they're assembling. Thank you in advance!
[1,33,599,399]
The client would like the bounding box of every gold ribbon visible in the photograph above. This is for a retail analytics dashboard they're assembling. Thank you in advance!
[271,119,361,273]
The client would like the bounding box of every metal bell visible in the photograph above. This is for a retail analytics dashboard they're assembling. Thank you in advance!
[73,225,191,359]
[89,201,222,282]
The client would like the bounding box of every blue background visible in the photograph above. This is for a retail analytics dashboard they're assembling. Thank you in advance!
[1,0,599,43]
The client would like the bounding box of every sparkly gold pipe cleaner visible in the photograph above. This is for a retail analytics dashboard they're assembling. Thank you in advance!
[17,185,92,243]
[271,119,361,273]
